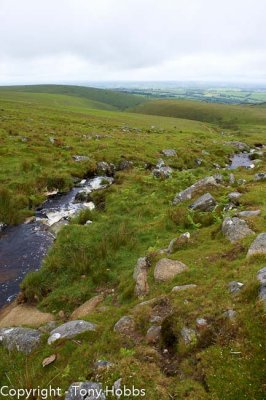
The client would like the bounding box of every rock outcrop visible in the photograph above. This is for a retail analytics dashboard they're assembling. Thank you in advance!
[146,325,161,344]
[113,316,135,336]
[222,217,254,243]
[173,176,220,205]
[133,257,150,298]
[189,192,217,212]
[48,320,97,344]
[154,258,188,281]
[153,159,173,178]
[96,161,115,176]
[166,232,190,254]
[0,327,41,354]
[247,233,266,257]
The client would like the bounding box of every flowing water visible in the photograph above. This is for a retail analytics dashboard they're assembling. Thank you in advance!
[0,176,112,308]
[229,152,254,169]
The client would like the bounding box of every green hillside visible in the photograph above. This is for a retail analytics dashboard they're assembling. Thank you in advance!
[0,84,147,110]
[0,87,265,399]
[132,98,266,128]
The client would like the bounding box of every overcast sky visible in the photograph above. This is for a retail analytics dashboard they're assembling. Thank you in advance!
[0,0,266,84]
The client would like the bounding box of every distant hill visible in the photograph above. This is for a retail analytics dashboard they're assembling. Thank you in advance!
[131,98,266,127]
[0,84,147,111]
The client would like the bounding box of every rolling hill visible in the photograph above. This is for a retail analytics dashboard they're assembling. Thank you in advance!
[0,84,147,111]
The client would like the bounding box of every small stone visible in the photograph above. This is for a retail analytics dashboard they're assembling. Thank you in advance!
[238,210,261,218]
[180,327,197,346]
[113,316,135,335]
[96,161,115,176]
[172,284,197,292]
[65,382,105,400]
[162,149,177,157]
[229,173,235,184]
[228,281,244,294]
[133,257,150,298]
[72,155,89,162]
[94,360,113,371]
[167,232,190,254]
[223,309,237,320]
[146,325,161,344]
[254,173,266,181]
[154,258,188,282]
[189,192,217,212]
[196,318,208,330]
[117,160,133,170]
[113,378,122,399]
[228,192,242,203]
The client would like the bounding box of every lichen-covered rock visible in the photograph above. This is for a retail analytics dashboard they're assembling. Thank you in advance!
[222,217,254,243]
[196,318,208,330]
[238,210,261,218]
[96,161,115,176]
[189,192,217,212]
[113,316,135,335]
[161,149,176,157]
[0,327,41,354]
[65,382,105,400]
[173,176,220,205]
[247,233,266,257]
[94,360,113,371]
[254,172,266,181]
[117,159,133,170]
[154,258,188,281]
[180,327,197,346]
[133,257,150,298]
[72,155,89,162]
[228,192,242,204]
[146,325,161,344]
[167,232,190,254]
[48,320,96,344]
[228,281,244,294]
[172,284,197,292]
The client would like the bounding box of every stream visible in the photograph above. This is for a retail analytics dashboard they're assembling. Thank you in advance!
[0,176,113,308]
[0,152,254,309]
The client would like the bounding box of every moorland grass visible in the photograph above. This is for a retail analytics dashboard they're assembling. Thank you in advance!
[0,88,265,399]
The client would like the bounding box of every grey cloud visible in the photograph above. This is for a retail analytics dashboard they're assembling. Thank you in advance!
[0,0,265,83]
